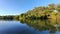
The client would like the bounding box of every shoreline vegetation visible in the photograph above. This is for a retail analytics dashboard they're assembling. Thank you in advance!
[19,4,60,20]
[0,4,60,20]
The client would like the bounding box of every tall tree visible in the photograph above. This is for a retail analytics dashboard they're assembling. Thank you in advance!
[56,4,60,12]
[48,4,55,11]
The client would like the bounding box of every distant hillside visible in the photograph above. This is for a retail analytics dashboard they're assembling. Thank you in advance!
[19,4,60,20]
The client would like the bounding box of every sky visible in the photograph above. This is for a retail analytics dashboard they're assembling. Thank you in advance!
[0,0,60,16]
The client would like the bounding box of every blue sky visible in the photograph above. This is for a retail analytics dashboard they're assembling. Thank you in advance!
[0,0,60,16]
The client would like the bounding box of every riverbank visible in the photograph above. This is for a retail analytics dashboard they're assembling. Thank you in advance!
[19,4,60,20]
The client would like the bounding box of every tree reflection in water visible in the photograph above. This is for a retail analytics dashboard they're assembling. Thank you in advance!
[20,19,60,34]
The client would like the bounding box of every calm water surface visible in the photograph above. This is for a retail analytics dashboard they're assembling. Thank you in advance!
[0,20,60,34]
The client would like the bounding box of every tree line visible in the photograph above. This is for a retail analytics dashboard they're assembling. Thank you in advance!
[19,4,60,20]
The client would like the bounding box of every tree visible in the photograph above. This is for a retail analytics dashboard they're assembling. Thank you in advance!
[56,4,60,12]
[48,4,55,11]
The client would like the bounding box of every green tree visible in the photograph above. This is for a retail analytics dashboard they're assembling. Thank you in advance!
[56,4,60,12]
[48,4,55,11]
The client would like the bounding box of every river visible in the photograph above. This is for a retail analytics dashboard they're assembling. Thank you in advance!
[0,19,60,34]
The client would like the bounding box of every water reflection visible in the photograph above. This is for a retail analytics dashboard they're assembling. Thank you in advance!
[0,20,46,34]
[20,19,60,34]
